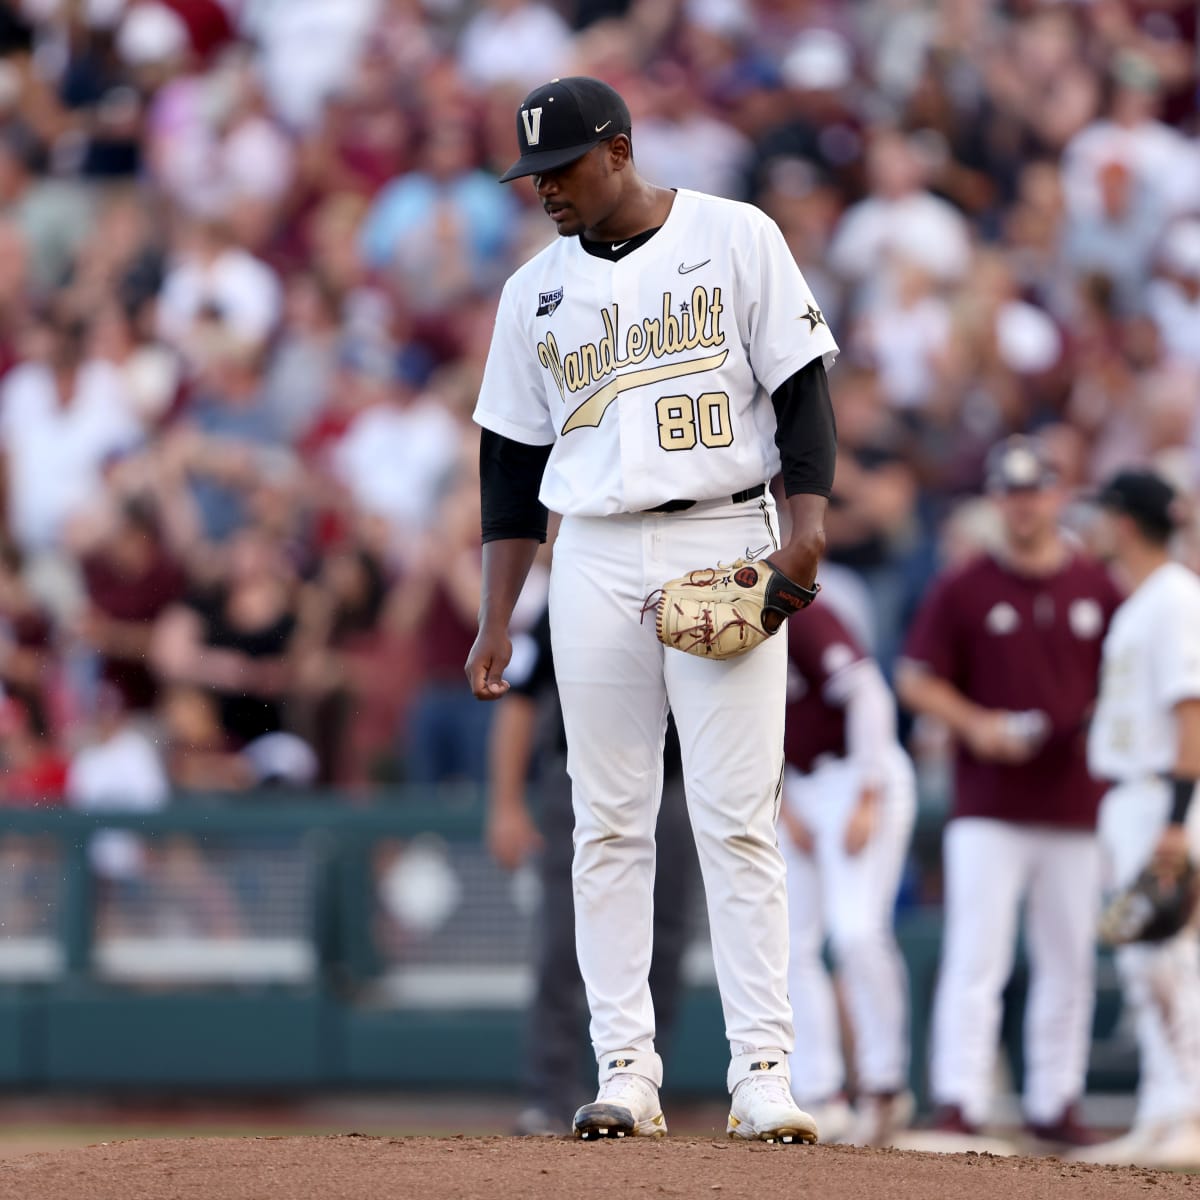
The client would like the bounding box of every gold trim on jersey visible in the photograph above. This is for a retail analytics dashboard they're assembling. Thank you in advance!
[537,286,726,432]
[563,352,729,433]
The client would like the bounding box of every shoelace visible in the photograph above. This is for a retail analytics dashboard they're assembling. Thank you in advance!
[598,1073,653,1107]
[737,1073,795,1106]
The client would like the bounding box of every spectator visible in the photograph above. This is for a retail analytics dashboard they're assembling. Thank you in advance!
[168,339,287,544]
[1061,54,1200,224]
[261,272,342,445]
[151,527,301,748]
[72,500,188,713]
[328,347,461,566]
[0,123,95,296]
[358,119,517,313]
[156,218,282,361]
[0,307,142,556]
[1062,159,1163,315]
[67,682,169,810]
[1145,220,1200,370]
[0,697,68,806]
[0,541,54,733]
[457,0,574,92]
[828,129,971,316]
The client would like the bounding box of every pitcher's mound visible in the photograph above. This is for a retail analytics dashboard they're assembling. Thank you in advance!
[0,1133,1191,1200]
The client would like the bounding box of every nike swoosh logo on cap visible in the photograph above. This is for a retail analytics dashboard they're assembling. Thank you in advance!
[595,121,612,133]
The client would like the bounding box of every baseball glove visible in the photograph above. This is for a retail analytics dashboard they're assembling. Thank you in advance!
[643,557,818,661]
[1098,862,1200,945]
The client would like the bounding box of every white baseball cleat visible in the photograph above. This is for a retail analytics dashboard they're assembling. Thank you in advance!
[727,1074,819,1144]
[573,1073,667,1140]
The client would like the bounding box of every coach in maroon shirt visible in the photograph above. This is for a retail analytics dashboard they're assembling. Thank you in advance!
[897,435,1121,1148]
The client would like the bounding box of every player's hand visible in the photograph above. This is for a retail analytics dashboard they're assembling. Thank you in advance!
[767,542,820,593]
[486,802,544,871]
[844,785,881,855]
[1153,823,1191,880]
[466,625,512,700]
[780,805,814,855]
[962,710,1038,764]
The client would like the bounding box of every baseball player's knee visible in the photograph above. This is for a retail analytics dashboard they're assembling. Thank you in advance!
[572,790,657,844]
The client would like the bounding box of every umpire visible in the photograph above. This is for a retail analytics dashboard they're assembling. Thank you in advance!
[485,600,696,1134]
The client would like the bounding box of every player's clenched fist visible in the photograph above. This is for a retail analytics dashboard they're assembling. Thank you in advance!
[466,626,513,700]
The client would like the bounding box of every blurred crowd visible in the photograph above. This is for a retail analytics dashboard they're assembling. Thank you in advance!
[0,0,1194,806]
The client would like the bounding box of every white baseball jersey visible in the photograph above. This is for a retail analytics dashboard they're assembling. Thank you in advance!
[1088,562,1200,780]
[473,189,839,515]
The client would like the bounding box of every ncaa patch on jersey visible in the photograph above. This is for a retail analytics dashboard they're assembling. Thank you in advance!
[537,287,564,317]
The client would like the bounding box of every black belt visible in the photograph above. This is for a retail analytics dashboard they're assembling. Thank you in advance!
[645,483,766,513]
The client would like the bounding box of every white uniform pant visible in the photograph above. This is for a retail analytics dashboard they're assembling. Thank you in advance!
[549,497,794,1093]
[780,748,916,1102]
[930,818,1100,1126]
[1098,780,1200,1128]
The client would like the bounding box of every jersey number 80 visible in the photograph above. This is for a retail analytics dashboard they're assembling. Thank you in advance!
[656,391,734,452]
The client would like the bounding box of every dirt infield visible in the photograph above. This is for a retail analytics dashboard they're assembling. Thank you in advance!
[0,1134,1192,1200]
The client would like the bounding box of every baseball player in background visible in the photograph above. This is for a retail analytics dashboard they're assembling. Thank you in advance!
[466,76,839,1142]
[778,601,916,1146]
[485,599,695,1135]
[1084,469,1200,1168]
[896,436,1121,1147]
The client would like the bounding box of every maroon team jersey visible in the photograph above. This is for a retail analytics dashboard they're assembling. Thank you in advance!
[902,552,1121,828]
[784,603,867,773]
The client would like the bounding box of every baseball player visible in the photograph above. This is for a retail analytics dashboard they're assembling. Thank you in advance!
[486,600,695,1135]
[778,601,917,1146]
[466,76,839,1142]
[896,436,1121,1147]
[1084,469,1200,1168]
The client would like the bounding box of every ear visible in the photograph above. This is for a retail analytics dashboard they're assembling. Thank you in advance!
[607,133,632,171]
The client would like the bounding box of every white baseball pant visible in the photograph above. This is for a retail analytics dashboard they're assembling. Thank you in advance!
[780,747,916,1103]
[929,817,1101,1126]
[1098,779,1200,1128]
[549,495,794,1093]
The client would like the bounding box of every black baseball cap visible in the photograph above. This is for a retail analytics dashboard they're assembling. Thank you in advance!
[498,76,631,183]
[1093,468,1182,537]
[985,435,1057,493]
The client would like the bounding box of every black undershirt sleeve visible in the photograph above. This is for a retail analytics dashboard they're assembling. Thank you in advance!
[479,427,553,543]
[771,358,837,498]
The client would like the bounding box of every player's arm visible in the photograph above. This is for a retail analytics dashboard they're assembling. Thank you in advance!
[485,691,544,869]
[1156,698,1200,868]
[466,430,551,700]
[768,359,835,590]
[895,661,1035,764]
[827,658,895,853]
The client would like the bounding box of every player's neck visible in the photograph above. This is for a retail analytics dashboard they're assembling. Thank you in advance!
[582,180,675,243]
[999,533,1067,578]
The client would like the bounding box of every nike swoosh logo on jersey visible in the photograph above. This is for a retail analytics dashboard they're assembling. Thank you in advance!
[678,259,710,274]
[611,241,628,251]
[595,121,612,133]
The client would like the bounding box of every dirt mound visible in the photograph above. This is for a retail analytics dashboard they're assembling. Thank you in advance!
[0,1133,1188,1199]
